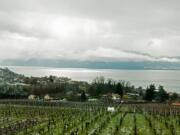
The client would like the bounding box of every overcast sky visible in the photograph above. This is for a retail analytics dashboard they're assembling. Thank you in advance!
[0,0,180,62]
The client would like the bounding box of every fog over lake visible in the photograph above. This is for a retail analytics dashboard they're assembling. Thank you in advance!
[4,66,180,93]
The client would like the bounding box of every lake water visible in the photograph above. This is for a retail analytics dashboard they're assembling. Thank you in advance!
[2,66,180,93]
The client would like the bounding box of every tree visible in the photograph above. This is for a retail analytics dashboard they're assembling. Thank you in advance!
[116,82,124,98]
[144,84,156,101]
[80,91,87,102]
[156,85,169,102]
[170,92,179,101]
[93,76,105,84]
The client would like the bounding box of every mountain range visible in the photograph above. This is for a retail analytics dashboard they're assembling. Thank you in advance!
[1,59,180,70]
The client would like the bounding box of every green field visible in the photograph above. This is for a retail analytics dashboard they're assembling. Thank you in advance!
[0,101,179,135]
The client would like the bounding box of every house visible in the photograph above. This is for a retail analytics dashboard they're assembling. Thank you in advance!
[88,98,98,102]
[101,93,121,102]
[111,93,121,101]
[44,94,53,100]
[62,98,67,101]
[28,94,36,100]
[77,93,90,97]
[172,102,180,106]
[126,93,139,96]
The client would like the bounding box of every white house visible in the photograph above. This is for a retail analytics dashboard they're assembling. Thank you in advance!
[44,94,53,100]
[111,93,121,101]
[28,94,36,100]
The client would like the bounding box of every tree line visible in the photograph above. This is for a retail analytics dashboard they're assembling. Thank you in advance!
[0,75,179,102]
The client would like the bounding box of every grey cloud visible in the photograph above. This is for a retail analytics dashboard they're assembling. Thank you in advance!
[0,0,180,63]
[51,47,180,63]
[0,12,50,39]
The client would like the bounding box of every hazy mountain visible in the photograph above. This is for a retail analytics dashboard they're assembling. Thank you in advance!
[1,59,180,70]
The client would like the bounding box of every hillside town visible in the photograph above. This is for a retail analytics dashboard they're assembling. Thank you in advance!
[0,68,179,106]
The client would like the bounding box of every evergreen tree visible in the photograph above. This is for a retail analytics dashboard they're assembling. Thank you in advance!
[116,82,124,98]
[80,91,87,102]
[156,86,169,102]
[170,92,179,101]
[144,84,156,101]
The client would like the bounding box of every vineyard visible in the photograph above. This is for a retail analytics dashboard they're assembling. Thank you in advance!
[0,101,179,135]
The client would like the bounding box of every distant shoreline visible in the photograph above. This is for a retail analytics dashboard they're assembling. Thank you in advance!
[1,65,180,71]
[1,65,180,93]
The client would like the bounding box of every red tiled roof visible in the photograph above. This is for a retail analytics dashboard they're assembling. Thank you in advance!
[172,102,180,106]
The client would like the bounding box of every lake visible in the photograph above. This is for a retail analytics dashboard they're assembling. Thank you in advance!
[2,66,180,93]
